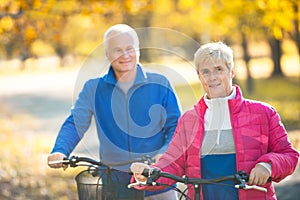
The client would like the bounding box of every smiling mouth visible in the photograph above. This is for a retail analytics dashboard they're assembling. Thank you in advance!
[119,60,132,64]
[209,83,222,88]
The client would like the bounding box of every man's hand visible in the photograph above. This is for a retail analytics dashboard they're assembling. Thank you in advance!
[47,152,67,170]
[248,164,271,185]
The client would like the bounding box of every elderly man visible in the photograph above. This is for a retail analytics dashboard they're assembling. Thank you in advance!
[48,24,181,199]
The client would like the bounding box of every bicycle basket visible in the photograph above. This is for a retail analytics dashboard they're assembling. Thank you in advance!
[75,167,144,200]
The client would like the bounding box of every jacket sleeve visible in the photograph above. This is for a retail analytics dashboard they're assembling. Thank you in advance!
[131,115,188,192]
[50,79,96,156]
[152,115,191,186]
[256,107,299,182]
[157,79,181,154]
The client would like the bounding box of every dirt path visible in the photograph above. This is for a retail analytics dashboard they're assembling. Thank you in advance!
[274,161,300,200]
[1,70,299,199]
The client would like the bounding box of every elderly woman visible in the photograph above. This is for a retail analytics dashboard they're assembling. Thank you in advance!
[131,42,299,199]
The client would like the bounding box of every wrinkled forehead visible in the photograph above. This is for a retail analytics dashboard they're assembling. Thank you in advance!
[198,56,227,70]
[107,32,135,47]
[106,31,138,49]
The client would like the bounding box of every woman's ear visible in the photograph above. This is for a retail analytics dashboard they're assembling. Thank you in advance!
[231,68,235,79]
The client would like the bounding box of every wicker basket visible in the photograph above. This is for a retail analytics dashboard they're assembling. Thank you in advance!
[75,168,144,200]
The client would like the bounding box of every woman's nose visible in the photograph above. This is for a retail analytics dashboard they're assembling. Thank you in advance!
[208,72,217,80]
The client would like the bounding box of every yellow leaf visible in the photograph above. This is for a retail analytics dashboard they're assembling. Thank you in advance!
[178,0,194,11]
[24,26,37,42]
[273,26,282,39]
[0,16,14,31]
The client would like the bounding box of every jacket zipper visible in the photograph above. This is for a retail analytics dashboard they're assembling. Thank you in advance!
[124,92,132,159]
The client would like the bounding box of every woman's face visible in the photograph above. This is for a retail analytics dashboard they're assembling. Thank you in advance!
[197,59,234,99]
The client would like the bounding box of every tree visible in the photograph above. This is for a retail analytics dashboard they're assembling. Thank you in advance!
[0,0,114,68]
[207,0,264,93]
[0,1,24,60]
[257,0,299,76]
[290,1,300,55]
[203,0,299,90]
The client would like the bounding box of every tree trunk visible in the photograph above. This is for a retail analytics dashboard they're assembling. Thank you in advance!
[292,2,300,56]
[241,32,253,94]
[269,38,283,76]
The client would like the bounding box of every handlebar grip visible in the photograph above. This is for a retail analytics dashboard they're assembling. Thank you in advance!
[142,168,161,184]
[141,168,161,177]
[237,170,272,183]
[141,168,151,177]
[267,177,272,182]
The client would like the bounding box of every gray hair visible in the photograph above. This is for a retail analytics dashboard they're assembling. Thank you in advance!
[194,42,234,71]
[103,24,139,50]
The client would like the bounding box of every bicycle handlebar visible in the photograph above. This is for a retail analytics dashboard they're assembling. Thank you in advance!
[142,168,248,185]
[48,156,105,167]
[104,155,154,167]
[128,168,267,193]
[48,155,154,168]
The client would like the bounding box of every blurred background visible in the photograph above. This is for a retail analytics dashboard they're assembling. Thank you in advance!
[0,0,299,199]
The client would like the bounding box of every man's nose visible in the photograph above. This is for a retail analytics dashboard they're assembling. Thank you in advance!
[121,50,131,58]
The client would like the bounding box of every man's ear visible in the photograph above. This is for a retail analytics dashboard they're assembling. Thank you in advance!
[105,50,109,59]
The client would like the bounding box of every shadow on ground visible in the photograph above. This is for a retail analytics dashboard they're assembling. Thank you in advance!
[275,182,300,200]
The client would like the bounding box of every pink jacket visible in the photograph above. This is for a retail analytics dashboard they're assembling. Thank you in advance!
[142,85,299,199]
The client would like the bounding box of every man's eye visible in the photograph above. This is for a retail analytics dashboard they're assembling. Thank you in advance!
[112,48,121,53]
[127,47,135,52]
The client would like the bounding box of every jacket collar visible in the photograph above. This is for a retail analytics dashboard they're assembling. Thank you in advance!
[228,84,243,113]
[196,84,243,116]
[103,63,147,85]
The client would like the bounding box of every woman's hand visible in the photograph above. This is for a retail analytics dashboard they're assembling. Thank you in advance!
[130,162,150,183]
[152,153,163,163]
[249,164,271,185]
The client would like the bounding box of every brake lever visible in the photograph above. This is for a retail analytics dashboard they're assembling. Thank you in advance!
[235,183,267,193]
[235,171,267,193]
[128,181,147,188]
[48,157,70,165]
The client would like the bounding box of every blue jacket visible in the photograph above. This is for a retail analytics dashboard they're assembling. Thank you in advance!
[51,64,181,168]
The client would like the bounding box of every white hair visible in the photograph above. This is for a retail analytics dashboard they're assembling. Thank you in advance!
[194,42,234,71]
[103,24,139,50]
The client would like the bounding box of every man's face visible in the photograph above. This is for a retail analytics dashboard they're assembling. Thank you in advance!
[198,59,234,99]
[105,33,138,76]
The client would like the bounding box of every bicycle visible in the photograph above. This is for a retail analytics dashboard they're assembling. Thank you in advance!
[128,167,269,200]
[49,155,153,200]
